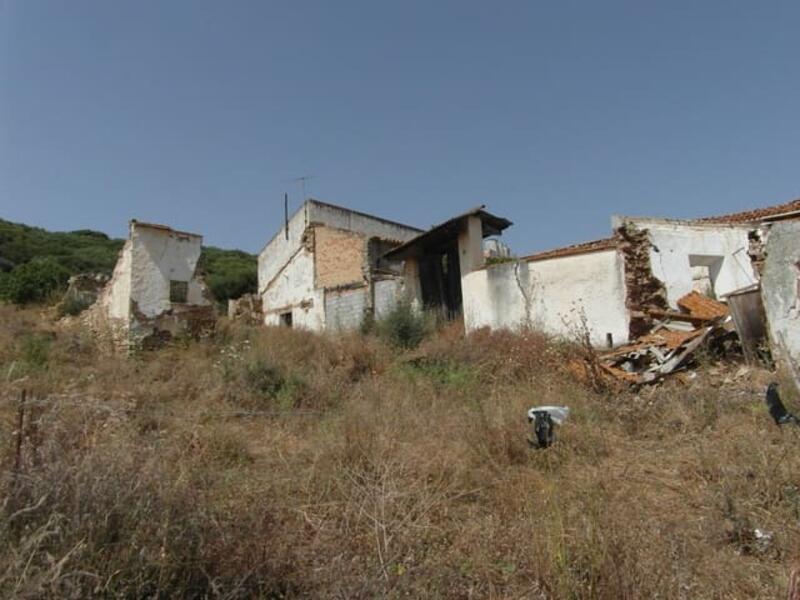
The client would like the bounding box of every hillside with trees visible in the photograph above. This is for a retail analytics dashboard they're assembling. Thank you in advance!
[0,218,257,305]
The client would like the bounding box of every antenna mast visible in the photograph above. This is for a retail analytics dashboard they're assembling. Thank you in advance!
[292,175,313,202]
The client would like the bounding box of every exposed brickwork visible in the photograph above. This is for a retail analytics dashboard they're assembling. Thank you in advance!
[314,226,366,289]
[615,223,669,339]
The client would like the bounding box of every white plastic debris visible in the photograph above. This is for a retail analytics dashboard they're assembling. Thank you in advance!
[527,406,570,426]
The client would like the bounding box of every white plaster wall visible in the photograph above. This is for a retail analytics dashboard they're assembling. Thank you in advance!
[262,249,325,330]
[463,249,630,346]
[258,207,310,296]
[106,240,133,321]
[129,225,210,318]
[628,219,757,307]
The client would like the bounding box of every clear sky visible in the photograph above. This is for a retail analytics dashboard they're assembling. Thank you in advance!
[1,1,798,253]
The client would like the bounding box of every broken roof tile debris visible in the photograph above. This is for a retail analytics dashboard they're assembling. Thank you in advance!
[677,291,730,321]
[584,290,735,388]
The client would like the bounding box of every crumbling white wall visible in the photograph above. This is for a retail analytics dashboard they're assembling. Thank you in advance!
[258,200,421,330]
[761,221,800,374]
[106,240,133,321]
[262,249,325,329]
[129,224,211,317]
[617,218,758,307]
[83,221,214,350]
[462,248,630,346]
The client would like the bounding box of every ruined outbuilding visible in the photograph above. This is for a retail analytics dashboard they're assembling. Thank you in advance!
[761,220,800,381]
[384,206,513,321]
[84,220,215,349]
[258,199,422,330]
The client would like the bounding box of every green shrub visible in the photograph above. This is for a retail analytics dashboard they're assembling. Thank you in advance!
[57,294,93,317]
[399,358,477,388]
[245,360,286,398]
[241,358,309,410]
[201,247,257,304]
[375,301,432,349]
[0,257,70,305]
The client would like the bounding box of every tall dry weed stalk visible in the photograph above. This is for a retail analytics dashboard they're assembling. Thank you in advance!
[0,307,798,598]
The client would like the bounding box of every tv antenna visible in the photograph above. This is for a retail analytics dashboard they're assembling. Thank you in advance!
[291,175,314,202]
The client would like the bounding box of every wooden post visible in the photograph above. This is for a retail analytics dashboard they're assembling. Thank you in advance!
[11,389,26,494]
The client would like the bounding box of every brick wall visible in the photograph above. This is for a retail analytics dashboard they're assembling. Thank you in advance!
[314,226,366,289]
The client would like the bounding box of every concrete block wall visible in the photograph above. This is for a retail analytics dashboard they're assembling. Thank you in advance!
[374,279,403,320]
[324,287,369,331]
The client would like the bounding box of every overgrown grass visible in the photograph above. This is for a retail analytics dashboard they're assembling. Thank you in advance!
[0,305,798,598]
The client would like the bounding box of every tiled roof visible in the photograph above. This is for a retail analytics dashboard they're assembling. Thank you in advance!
[521,237,617,263]
[696,198,800,224]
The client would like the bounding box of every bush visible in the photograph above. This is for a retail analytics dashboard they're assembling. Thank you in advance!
[201,247,257,304]
[0,257,70,305]
[374,301,432,349]
[57,294,93,317]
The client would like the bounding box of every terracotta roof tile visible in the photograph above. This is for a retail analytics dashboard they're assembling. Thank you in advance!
[696,198,800,224]
[521,238,617,263]
[676,291,729,320]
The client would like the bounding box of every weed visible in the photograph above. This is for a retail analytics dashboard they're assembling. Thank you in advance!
[0,305,796,598]
[374,300,432,349]
[19,333,52,370]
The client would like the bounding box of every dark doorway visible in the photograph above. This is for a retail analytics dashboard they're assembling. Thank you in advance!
[279,311,293,327]
[418,242,462,320]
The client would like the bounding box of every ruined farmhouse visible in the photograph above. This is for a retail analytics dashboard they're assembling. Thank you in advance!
[84,196,800,373]
[255,197,800,356]
[84,220,215,349]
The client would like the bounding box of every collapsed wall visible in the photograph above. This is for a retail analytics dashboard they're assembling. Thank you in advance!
[82,221,216,351]
[614,223,669,339]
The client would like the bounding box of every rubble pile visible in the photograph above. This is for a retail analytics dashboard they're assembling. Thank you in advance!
[598,291,738,386]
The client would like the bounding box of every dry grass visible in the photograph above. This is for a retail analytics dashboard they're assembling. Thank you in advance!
[1,304,799,598]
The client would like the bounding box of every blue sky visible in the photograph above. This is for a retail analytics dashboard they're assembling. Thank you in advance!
[1,1,798,253]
